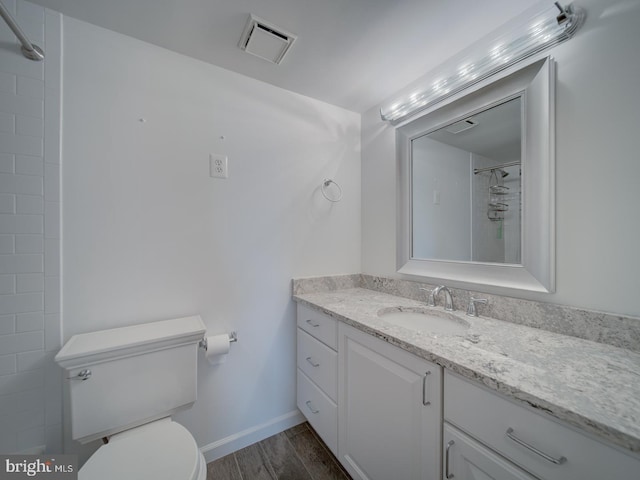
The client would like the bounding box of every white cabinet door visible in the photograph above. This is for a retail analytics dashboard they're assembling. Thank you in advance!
[338,323,442,480]
[444,423,537,480]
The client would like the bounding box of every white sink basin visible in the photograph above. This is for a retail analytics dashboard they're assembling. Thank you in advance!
[378,307,470,334]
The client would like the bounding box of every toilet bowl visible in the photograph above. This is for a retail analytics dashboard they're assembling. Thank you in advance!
[55,316,208,480]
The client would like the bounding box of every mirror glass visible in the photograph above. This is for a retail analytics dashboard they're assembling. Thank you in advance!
[411,97,522,264]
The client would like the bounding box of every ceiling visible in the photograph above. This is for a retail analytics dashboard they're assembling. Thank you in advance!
[428,97,522,162]
[27,0,541,112]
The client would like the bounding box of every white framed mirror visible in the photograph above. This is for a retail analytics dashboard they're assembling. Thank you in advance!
[396,56,555,293]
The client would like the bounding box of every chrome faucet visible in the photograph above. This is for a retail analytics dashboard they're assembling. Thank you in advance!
[427,285,454,311]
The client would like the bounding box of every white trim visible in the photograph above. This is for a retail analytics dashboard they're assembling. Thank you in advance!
[199,410,305,463]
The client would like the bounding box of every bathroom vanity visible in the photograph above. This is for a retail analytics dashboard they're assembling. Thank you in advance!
[294,286,640,480]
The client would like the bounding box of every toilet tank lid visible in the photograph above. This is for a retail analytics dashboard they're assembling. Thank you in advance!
[55,315,206,369]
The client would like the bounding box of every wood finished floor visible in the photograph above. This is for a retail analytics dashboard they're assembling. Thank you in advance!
[206,422,352,480]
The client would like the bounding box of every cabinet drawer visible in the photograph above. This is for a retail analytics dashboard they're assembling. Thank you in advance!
[297,304,337,349]
[297,328,337,401]
[444,423,537,480]
[445,371,640,480]
[297,368,338,455]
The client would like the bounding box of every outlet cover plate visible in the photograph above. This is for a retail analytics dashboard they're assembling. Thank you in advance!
[210,154,228,179]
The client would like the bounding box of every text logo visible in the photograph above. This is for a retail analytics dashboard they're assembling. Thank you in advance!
[0,455,77,479]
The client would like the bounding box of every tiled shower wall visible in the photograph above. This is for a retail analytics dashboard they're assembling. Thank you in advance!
[0,0,61,454]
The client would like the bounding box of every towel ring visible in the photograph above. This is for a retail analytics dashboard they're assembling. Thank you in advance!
[321,179,342,202]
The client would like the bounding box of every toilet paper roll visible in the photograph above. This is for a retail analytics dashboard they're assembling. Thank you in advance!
[205,334,231,365]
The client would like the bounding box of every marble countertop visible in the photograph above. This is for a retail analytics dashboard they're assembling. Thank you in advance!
[294,287,640,454]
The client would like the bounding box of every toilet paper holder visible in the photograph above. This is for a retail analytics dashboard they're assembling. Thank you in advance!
[199,331,237,351]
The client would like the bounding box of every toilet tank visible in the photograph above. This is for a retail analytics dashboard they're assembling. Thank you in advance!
[55,316,206,444]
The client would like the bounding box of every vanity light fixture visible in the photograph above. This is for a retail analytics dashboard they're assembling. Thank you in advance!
[380,1,584,124]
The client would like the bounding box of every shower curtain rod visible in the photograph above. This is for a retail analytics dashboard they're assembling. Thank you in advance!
[0,0,44,60]
[473,161,521,175]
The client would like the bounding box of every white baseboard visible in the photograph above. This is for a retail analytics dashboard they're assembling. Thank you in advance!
[200,410,305,463]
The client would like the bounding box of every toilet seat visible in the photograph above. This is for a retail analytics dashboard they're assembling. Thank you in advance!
[79,419,206,480]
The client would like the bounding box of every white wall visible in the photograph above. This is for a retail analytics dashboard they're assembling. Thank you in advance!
[0,0,62,454]
[61,17,360,458]
[362,0,640,317]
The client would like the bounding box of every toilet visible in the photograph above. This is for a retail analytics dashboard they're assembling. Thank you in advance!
[55,315,208,480]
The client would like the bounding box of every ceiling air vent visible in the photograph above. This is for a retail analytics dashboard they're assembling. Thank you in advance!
[239,14,297,65]
[445,118,478,134]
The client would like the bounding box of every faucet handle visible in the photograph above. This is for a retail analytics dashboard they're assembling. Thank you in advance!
[466,297,487,317]
[419,287,436,306]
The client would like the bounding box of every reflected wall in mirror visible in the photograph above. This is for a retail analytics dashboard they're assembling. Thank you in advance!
[397,57,555,293]
[411,97,522,264]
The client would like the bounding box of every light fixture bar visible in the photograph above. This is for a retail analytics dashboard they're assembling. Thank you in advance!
[380,2,584,124]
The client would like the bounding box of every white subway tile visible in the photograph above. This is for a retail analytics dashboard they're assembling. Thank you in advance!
[0,369,44,396]
[0,435,16,455]
[0,353,17,375]
[16,312,43,333]
[15,115,43,138]
[43,85,60,165]
[0,92,43,117]
[44,423,62,453]
[16,350,45,371]
[44,202,58,238]
[0,173,42,195]
[44,237,58,275]
[44,277,59,314]
[0,112,15,133]
[44,313,59,351]
[15,234,42,253]
[17,0,44,26]
[0,132,43,156]
[0,406,45,434]
[0,292,43,315]
[16,426,45,453]
[0,254,43,274]
[15,155,43,176]
[16,194,43,214]
[0,314,15,334]
[16,273,43,293]
[0,153,14,173]
[0,274,15,294]
[44,360,61,427]
[0,193,15,213]
[0,214,42,234]
[0,72,16,94]
[43,163,58,201]
[0,52,43,84]
[16,17,44,47]
[16,77,44,100]
[0,236,13,254]
[0,388,44,416]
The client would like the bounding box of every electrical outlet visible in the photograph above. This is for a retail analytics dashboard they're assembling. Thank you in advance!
[209,154,228,179]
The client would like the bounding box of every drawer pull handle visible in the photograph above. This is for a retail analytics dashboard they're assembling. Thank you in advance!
[445,440,455,479]
[506,428,567,465]
[305,400,319,414]
[422,371,431,406]
[306,356,320,367]
[306,319,320,327]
